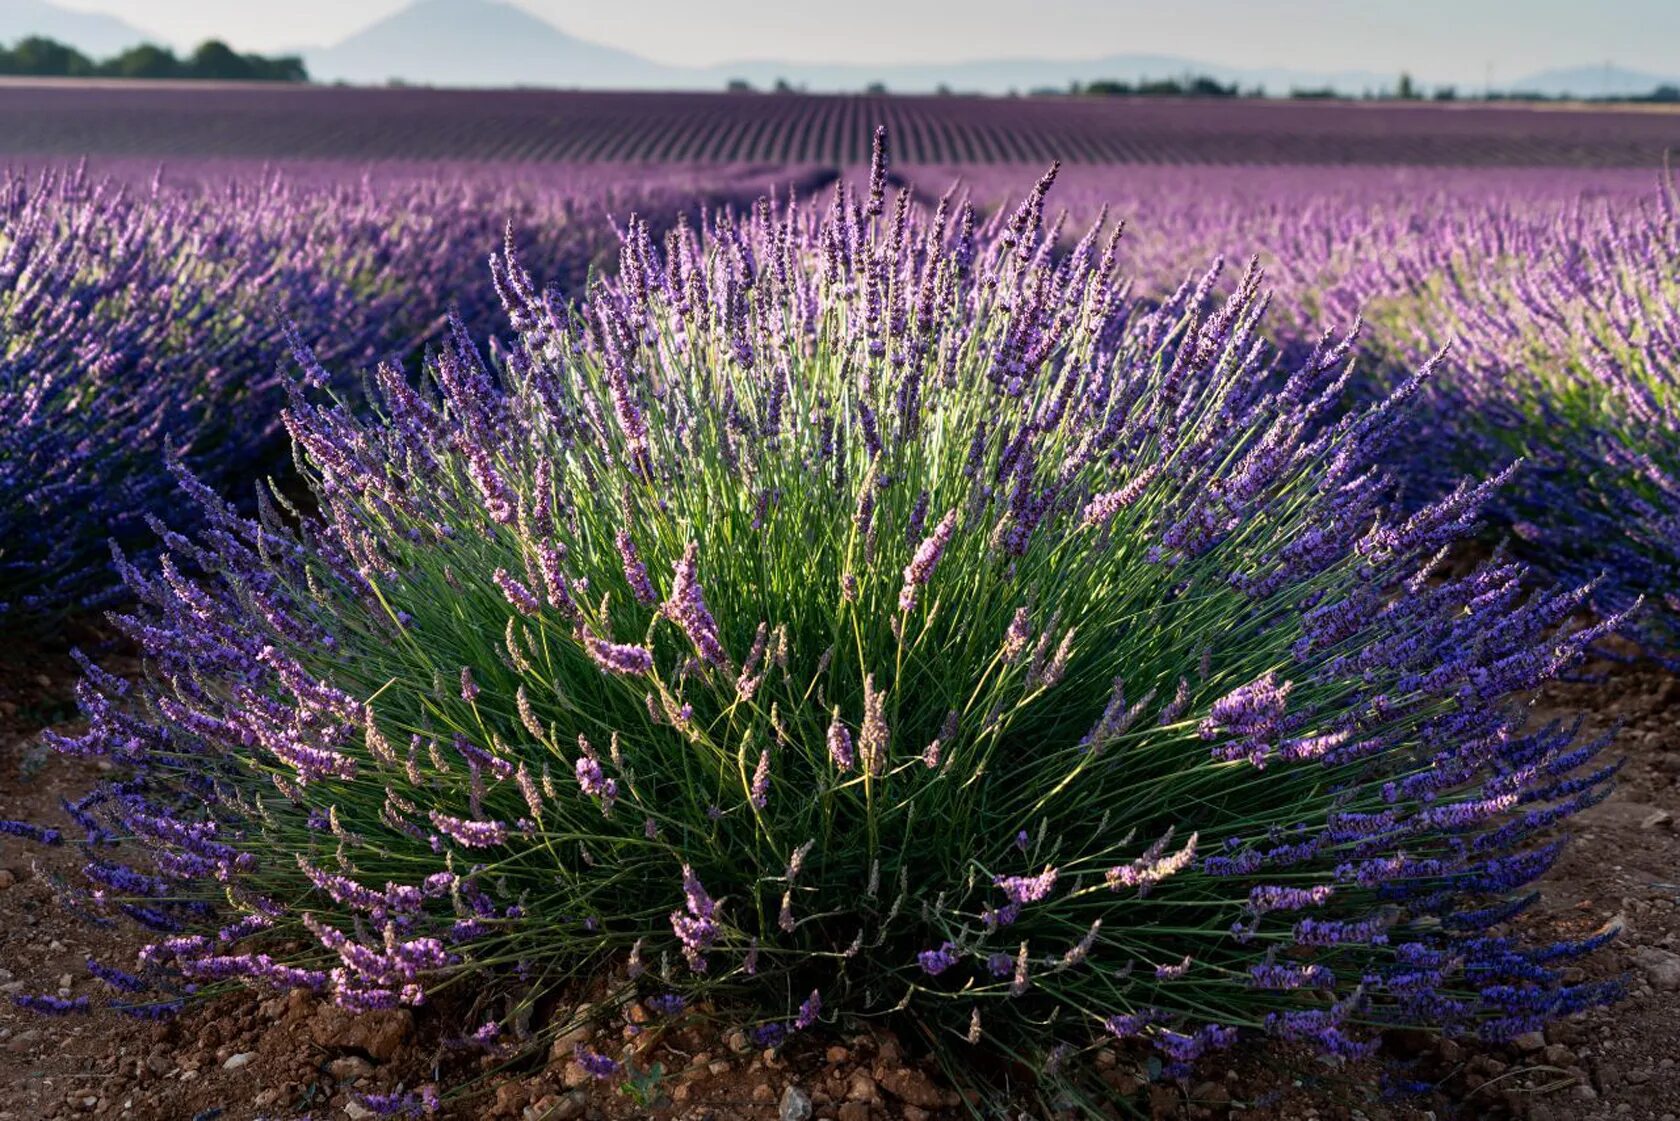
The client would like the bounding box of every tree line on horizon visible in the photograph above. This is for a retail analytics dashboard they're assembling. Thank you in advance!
[729,70,1680,104]
[0,36,307,82]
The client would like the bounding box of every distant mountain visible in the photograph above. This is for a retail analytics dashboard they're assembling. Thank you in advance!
[0,0,157,57]
[1508,64,1679,98]
[298,0,1680,100]
[305,0,682,88]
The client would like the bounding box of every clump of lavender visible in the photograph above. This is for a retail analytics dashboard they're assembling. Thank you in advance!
[1352,175,1680,665]
[41,143,1621,1105]
[0,163,770,626]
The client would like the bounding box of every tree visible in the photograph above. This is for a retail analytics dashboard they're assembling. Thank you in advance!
[0,35,305,82]
[1397,72,1418,100]
[0,36,95,77]
[726,77,753,93]
[101,44,182,80]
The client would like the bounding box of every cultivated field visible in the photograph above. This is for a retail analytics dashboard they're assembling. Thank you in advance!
[1,86,1677,1121]
[0,83,1676,165]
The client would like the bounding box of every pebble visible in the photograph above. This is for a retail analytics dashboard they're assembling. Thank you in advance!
[328,1056,374,1082]
[1632,946,1680,992]
[221,1052,256,1071]
[845,1070,879,1104]
[778,1085,812,1121]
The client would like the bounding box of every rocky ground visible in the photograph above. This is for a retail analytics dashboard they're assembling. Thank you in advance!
[1,630,1676,1121]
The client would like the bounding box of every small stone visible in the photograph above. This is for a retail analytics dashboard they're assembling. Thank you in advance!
[837,1103,870,1121]
[328,1057,374,1082]
[824,1045,849,1065]
[1542,1044,1574,1066]
[551,1091,587,1121]
[221,1052,256,1071]
[707,1060,730,1077]
[751,1083,776,1104]
[493,1081,528,1116]
[308,1006,413,1061]
[0,870,15,890]
[1641,809,1673,830]
[1633,947,1680,992]
[903,1108,930,1121]
[560,1061,590,1089]
[877,1066,946,1110]
[344,1102,374,1120]
[1513,1032,1546,1053]
[845,1070,879,1103]
[547,1019,594,1063]
[778,1085,813,1121]
[1571,1085,1598,1102]
[1627,1069,1651,1085]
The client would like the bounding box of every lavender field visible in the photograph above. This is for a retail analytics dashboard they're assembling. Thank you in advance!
[1,86,1679,1121]
[0,83,1678,164]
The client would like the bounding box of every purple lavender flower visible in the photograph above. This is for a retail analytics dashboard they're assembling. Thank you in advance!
[492,568,540,616]
[918,942,959,976]
[826,708,855,771]
[995,866,1059,906]
[428,811,508,849]
[615,531,659,605]
[794,989,822,1030]
[582,632,655,676]
[574,755,618,806]
[749,749,771,810]
[646,992,686,1016]
[575,1046,622,1078]
[665,542,729,666]
[14,994,89,1015]
[898,509,958,612]
[0,820,62,845]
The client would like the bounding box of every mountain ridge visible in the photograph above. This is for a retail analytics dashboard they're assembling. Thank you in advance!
[6,0,1676,98]
[0,0,158,57]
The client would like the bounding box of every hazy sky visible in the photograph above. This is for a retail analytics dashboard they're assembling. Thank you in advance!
[52,0,1680,82]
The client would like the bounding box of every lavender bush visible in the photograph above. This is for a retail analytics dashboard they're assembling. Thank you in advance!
[1354,181,1680,665]
[0,162,773,626]
[41,143,1623,1107]
[951,164,1678,663]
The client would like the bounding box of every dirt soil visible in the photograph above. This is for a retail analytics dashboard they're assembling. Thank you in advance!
[2,629,1676,1121]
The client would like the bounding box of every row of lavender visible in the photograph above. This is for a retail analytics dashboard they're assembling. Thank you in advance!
[0,160,795,624]
[950,163,1678,664]
[1,137,1641,1117]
